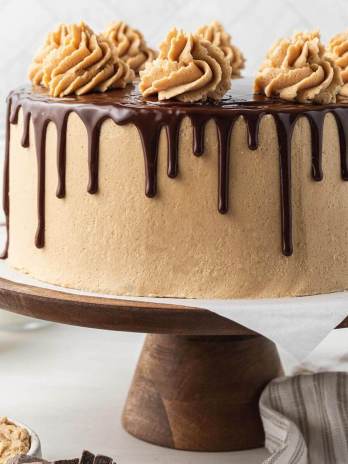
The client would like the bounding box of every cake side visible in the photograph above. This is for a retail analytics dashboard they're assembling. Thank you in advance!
[6,93,348,298]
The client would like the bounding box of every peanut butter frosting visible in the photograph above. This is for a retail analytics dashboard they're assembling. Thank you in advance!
[102,21,156,74]
[29,22,134,97]
[139,28,232,102]
[28,24,69,85]
[328,31,348,96]
[0,418,30,464]
[196,21,245,76]
[254,31,342,104]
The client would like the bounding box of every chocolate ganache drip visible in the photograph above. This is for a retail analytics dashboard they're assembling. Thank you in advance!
[2,78,348,259]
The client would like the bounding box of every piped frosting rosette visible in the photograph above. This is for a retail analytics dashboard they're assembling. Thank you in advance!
[29,22,135,97]
[139,28,232,102]
[254,31,342,104]
[102,21,157,74]
[29,24,69,85]
[196,21,245,76]
[328,31,348,97]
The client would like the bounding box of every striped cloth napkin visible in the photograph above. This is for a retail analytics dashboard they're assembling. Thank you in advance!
[260,372,348,464]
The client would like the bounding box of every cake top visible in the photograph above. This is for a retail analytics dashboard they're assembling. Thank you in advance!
[28,21,241,102]
[28,21,348,105]
[15,77,348,112]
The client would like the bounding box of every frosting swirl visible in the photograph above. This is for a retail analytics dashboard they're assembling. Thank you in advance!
[29,22,135,97]
[328,31,348,96]
[28,24,69,85]
[102,21,156,74]
[196,21,245,76]
[254,31,342,104]
[139,28,232,102]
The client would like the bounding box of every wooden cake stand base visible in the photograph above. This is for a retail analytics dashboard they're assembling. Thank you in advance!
[0,274,346,452]
[123,334,282,451]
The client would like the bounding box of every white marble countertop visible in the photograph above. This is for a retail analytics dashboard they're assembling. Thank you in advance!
[1,319,347,464]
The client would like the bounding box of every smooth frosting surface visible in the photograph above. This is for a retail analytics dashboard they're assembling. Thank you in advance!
[102,21,156,74]
[196,21,245,76]
[255,31,342,103]
[139,28,232,102]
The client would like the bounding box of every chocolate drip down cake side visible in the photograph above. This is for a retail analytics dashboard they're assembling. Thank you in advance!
[2,24,348,298]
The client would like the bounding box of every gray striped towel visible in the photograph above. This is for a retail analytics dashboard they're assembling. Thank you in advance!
[260,373,348,464]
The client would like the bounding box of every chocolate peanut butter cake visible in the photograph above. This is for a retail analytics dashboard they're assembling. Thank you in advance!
[2,25,348,298]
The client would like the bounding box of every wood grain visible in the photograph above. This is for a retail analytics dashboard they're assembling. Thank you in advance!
[122,334,284,451]
[0,276,256,335]
[0,275,346,451]
[0,276,347,335]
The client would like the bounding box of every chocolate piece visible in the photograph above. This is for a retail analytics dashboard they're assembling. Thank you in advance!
[54,460,79,464]
[2,78,348,258]
[6,452,116,464]
[79,451,94,464]
[92,457,113,464]
[78,451,114,464]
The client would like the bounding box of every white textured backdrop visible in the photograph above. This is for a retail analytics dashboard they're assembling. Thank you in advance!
[0,0,347,141]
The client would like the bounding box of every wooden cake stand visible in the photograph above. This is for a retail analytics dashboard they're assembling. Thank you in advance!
[0,275,347,452]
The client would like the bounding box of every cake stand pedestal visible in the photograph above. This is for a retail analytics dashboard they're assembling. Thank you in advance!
[0,275,347,452]
[123,333,281,451]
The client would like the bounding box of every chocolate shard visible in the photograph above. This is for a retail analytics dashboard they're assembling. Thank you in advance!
[77,451,115,464]
[54,459,79,464]
[93,456,113,464]
[79,451,95,464]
